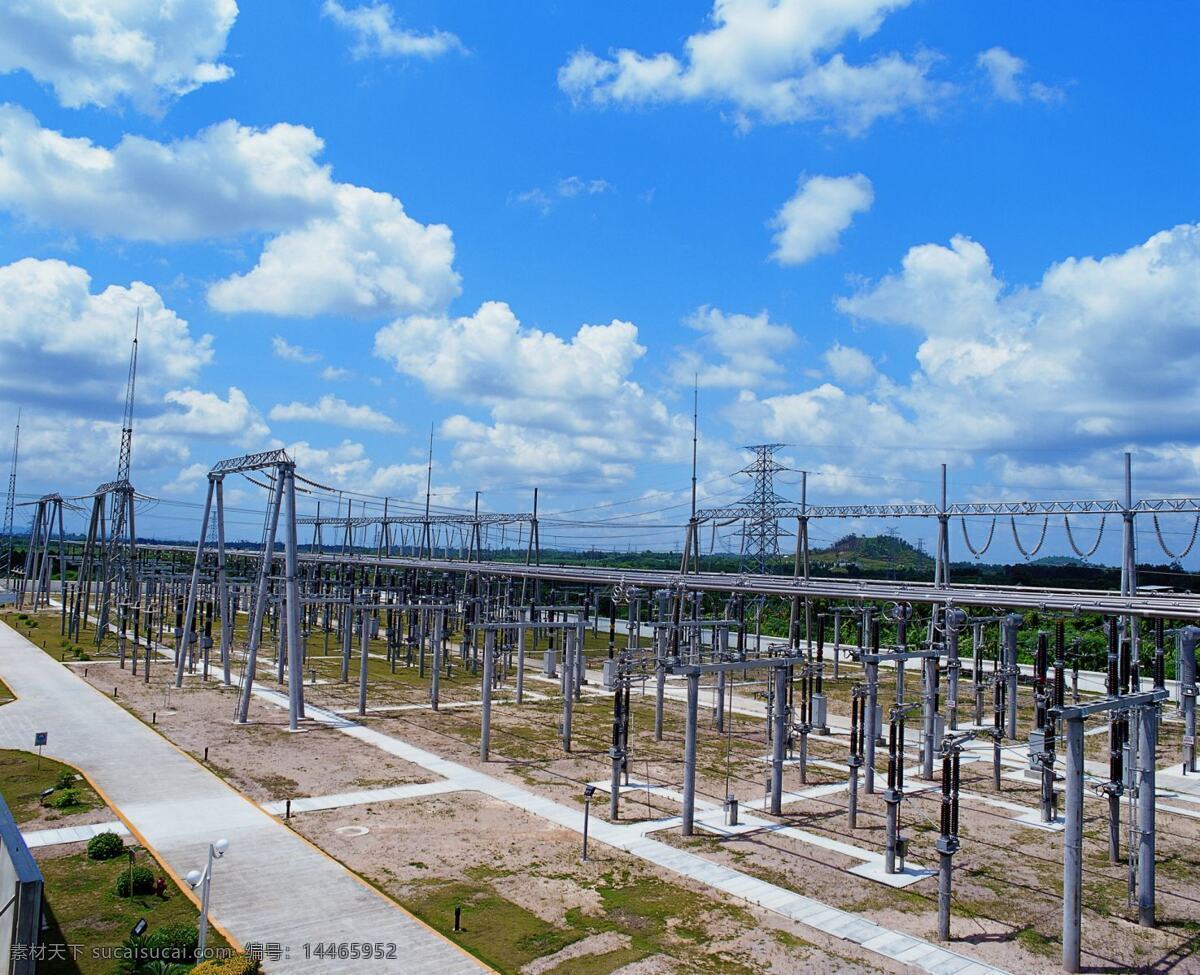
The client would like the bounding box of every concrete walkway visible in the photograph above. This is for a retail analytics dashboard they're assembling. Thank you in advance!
[22,820,129,849]
[0,622,488,975]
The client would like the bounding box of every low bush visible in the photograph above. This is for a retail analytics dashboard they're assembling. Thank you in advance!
[46,788,81,810]
[115,865,155,897]
[144,922,199,964]
[54,770,75,790]
[86,831,124,860]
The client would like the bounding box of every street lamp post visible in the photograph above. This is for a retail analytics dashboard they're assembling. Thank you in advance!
[185,838,229,957]
[582,785,596,862]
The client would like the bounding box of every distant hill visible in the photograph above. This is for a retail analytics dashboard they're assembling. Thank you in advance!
[1030,555,1087,567]
[811,533,934,573]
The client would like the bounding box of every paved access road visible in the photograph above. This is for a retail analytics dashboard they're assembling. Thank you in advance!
[0,621,489,975]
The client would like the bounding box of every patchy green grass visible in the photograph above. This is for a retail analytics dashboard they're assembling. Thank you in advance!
[542,945,648,975]
[38,848,232,975]
[406,880,582,972]
[0,676,13,705]
[0,749,101,823]
[401,869,763,975]
[1016,926,1059,958]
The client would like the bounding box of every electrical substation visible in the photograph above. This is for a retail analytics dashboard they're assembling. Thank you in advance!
[3,334,1200,975]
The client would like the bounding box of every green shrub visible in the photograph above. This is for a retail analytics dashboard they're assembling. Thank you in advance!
[144,922,199,964]
[115,865,155,897]
[54,770,75,790]
[191,956,262,975]
[141,963,189,975]
[46,788,81,809]
[86,830,124,860]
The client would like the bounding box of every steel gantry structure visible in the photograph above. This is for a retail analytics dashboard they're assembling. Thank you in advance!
[175,449,308,730]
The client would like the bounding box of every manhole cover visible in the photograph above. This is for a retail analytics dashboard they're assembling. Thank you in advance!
[336,826,370,837]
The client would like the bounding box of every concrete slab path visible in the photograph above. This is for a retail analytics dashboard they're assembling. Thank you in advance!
[0,621,489,975]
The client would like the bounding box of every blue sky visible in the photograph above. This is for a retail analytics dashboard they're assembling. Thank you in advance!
[0,1,1198,564]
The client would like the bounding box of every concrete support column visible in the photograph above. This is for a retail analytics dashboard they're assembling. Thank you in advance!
[481,628,494,761]
[937,849,953,940]
[340,600,352,683]
[430,610,442,711]
[1138,704,1157,927]
[516,625,526,704]
[682,671,699,836]
[357,609,369,717]
[1179,627,1198,772]
[865,660,879,793]
[1003,613,1021,739]
[1063,715,1084,973]
[562,631,574,752]
[770,667,787,816]
[654,657,666,741]
[923,656,938,779]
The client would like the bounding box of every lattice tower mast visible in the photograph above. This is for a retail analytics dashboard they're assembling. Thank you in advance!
[736,443,790,575]
[97,313,139,635]
[2,410,18,586]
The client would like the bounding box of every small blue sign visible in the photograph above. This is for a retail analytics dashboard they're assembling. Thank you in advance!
[34,732,47,747]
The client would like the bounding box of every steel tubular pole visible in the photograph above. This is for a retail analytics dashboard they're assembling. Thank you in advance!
[1063,715,1084,973]
[236,473,284,724]
[284,469,305,727]
[215,478,231,686]
[198,847,212,956]
[175,476,214,687]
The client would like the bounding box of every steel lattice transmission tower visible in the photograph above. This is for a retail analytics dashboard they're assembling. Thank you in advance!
[2,410,18,589]
[98,316,139,635]
[73,313,141,645]
[736,443,790,575]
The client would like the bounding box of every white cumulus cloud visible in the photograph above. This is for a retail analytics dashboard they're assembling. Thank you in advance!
[269,395,401,432]
[144,387,270,449]
[977,47,1064,105]
[672,307,798,388]
[0,107,460,319]
[374,301,683,485]
[558,0,949,133]
[208,185,458,318]
[322,1,462,60]
[0,257,212,412]
[823,342,877,386]
[730,224,1200,501]
[770,173,873,265]
[272,337,322,364]
[0,0,237,113]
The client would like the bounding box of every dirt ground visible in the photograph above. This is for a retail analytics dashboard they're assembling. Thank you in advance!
[294,789,886,975]
[15,607,1200,975]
